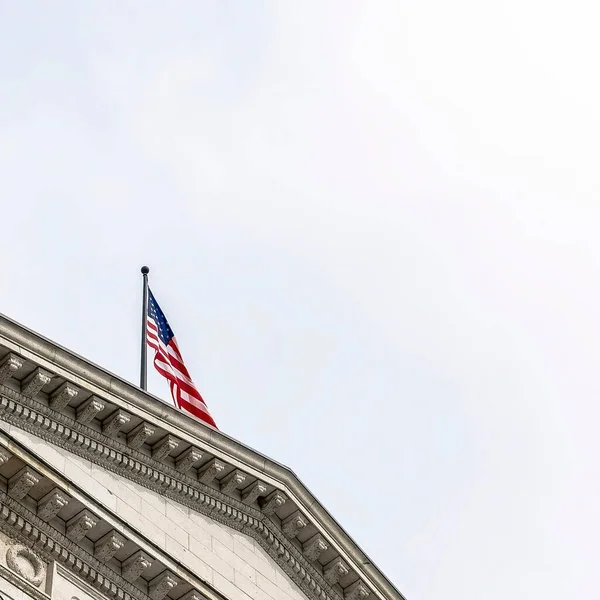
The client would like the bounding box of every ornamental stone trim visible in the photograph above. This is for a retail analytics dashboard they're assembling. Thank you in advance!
[102,409,131,437]
[180,591,208,600]
[324,558,350,586]
[50,382,79,410]
[261,490,287,516]
[127,422,155,449]
[219,469,246,494]
[0,385,372,600]
[241,480,267,504]
[5,543,45,586]
[0,490,153,600]
[21,368,52,398]
[175,447,203,473]
[122,550,152,583]
[0,456,227,600]
[149,571,178,600]
[66,509,98,542]
[345,581,371,600]
[282,510,309,539]
[0,563,48,600]
[8,466,40,500]
[76,398,105,424]
[37,488,70,522]
[198,458,225,484]
[0,447,11,466]
[0,354,23,384]
[0,494,122,598]
[152,435,179,461]
[303,533,329,562]
[94,530,126,563]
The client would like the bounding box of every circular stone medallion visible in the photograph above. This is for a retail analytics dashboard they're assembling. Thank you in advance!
[6,543,45,586]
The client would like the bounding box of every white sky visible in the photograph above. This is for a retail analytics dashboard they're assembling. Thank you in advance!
[1,2,599,598]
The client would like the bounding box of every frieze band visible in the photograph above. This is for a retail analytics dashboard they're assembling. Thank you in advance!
[0,385,355,600]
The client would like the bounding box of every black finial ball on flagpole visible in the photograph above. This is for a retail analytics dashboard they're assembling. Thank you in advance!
[141,266,149,275]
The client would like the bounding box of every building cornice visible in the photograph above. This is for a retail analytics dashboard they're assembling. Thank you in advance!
[0,313,405,600]
[0,429,226,600]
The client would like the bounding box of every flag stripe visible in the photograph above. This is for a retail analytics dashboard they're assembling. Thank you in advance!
[148,324,189,374]
[145,289,217,429]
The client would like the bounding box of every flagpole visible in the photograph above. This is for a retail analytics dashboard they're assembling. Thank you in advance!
[140,266,150,390]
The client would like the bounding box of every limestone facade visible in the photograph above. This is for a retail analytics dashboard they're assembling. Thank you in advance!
[0,314,406,600]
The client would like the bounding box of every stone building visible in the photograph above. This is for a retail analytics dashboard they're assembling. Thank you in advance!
[0,314,405,600]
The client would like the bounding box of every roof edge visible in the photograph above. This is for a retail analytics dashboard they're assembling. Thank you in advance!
[0,313,405,600]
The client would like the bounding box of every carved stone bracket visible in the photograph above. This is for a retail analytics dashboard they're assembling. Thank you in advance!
[0,354,23,384]
[282,511,309,539]
[175,447,203,473]
[198,458,226,484]
[152,435,179,461]
[37,488,70,522]
[324,557,350,585]
[76,397,105,424]
[180,591,208,600]
[242,480,267,504]
[345,581,370,600]
[261,490,287,516]
[21,369,52,398]
[8,467,40,500]
[122,549,152,582]
[49,382,79,410]
[102,410,131,437]
[220,469,246,494]
[66,509,98,541]
[127,422,155,449]
[149,571,179,600]
[303,533,329,562]
[0,447,11,466]
[95,530,127,563]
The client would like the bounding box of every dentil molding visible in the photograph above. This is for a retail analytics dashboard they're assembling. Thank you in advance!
[0,324,401,600]
[0,386,355,600]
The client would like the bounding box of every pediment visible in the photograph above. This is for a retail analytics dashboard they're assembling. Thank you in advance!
[0,315,403,600]
[0,428,221,600]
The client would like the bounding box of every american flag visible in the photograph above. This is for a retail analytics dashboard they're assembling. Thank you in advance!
[146,289,217,429]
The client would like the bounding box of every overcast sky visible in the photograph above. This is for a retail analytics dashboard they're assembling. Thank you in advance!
[1,2,599,599]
